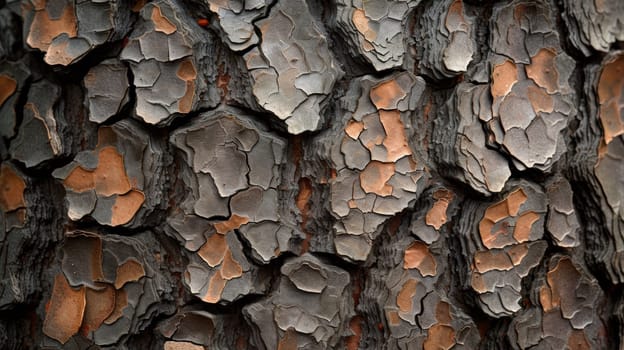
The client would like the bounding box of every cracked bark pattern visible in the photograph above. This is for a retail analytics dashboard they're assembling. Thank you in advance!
[53,120,166,228]
[0,0,623,349]
[242,0,342,134]
[414,0,475,81]
[335,0,421,71]
[561,0,624,56]
[22,0,132,66]
[120,0,220,125]
[457,180,549,318]
[244,254,353,350]
[168,109,301,304]
[485,0,576,172]
[310,72,428,262]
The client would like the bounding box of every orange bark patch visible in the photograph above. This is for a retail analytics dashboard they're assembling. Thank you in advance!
[94,147,132,196]
[63,167,95,193]
[445,0,466,32]
[425,189,454,230]
[403,241,437,276]
[370,79,407,110]
[379,110,412,162]
[104,288,128,325]
[345,120,365,139]
[214,214,250,234]
[424,302,456,350]
[111,190,145,226]
[352,9,376,42]
[507,243,529,265]
[360,161,395,196]
[491,60,518,99]
[479,188,529,249]
[513,211,540,243]
[198,233,228,267]
[203,272,227,303]
[220,249,243,280]
[527,85,554,113]
[526,48,559,94]
[151,6,177,34]
[568,330,591,350]
[386,310,401,326]
[597,53,624,144]
[114,259,145,289]
[26,3,77,51]
[82,285,115,335]
[0,75,17,106]
[473,249,514,273]
[296,177,312,253]
[177,59,197,113]
[0,164,26,212]
[396,278,418,313]
[277,329,298,350]
[346,315,363,350]
[424,324,455,350]
[179,81,195,114]
[540,257,580,312]
[43,274,86,344]
[44,39,75,66]
[164,341,204,350]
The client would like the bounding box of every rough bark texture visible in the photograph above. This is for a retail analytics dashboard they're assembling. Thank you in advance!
[0,0,623,349]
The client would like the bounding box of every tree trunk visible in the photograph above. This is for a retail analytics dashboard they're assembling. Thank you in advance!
[0,0,623,349]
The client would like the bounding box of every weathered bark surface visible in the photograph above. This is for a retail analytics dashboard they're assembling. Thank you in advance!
[0,0,623,349]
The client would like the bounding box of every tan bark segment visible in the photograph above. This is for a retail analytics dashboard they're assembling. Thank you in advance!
[404,241,437,277]
[82,285,116,335]
[114,259,146,289]
[43,274,86,344]
[0,164,26,212]
[597,53,624,144]
[0,75,17,106]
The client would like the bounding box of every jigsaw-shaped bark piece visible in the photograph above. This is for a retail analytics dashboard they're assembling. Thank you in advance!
[335,0,422,71]
[434,82,511,195]
[0,61,29,141]
[9,79,63,168]
[459,180,548,317]
[21,0,132,66]
[158,307,252,348]
[312,72,428,262]
[415,0,475,80]
[185,230,269,304]
[359,220,480,349]
[206,0,271,51]
[545,176,580,247]
[42,230,173,347]
[169,109,300,303]
[241,0,342,134]
[484,0,576,172]
[561,0,624,56]
[404,187,462,250]
[243,254,354,350]
[83,58,129,123]
[120,0,219,125]
[53,120,166,228]
[508,256,606,349]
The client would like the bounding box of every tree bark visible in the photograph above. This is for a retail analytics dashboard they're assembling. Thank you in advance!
[0,0,623,349]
